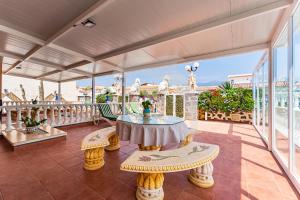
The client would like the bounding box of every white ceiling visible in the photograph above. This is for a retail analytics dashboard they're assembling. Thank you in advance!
[0,0,291,82]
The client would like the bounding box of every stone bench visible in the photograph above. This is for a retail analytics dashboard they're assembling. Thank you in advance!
[120,142,219,200]
[81,126,120,170]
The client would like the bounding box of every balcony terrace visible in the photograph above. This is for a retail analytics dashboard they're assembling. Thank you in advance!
[0,120,298,200]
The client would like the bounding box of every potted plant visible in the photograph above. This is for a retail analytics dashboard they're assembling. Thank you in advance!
[21,98,47,133]
[142,99,152,118]
[21,117,47,133]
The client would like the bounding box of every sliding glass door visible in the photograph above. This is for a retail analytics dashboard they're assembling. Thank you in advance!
[273,26,289,164]
[293,5,300,180]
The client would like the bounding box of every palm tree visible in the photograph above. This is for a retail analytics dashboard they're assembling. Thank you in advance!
[219,81,233,90]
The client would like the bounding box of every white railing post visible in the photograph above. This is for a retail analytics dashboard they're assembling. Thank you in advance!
[57,106,62,125]
[64,105,68,124]
[75,105,79,122]
[85,105,89,120]
[36,108,40,122]
[80,105,84,122]
[5,108,13,132]
[43,106,48,122]
[17,107,22,129]
[70,105,73,123]
[27,107,31,118]
[50,106,55,126]
[90,104,94,120]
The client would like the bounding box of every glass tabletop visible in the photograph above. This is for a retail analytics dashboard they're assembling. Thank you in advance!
[117,114,184,125]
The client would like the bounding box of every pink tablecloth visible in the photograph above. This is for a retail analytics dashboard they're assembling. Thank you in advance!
[116,120,189,146]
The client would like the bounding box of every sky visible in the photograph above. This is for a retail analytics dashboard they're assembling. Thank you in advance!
[77,50,265,87]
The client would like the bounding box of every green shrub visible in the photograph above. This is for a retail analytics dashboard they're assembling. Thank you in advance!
[96,94,112,103]
[198,83,254,113]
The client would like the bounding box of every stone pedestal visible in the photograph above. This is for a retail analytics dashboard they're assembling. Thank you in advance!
[184,92,199,120]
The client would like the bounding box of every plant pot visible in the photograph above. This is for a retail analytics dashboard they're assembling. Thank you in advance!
[25,126,39,133]
[143,108,151,118]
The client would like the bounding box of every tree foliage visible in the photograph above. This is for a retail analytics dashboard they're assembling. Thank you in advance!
[198,83,254,113]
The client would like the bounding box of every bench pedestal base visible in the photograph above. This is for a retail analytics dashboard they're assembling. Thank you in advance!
[138,144,161,151]
[188,162,214,188]
[83,147,105,170]
[105,134,120,151]
[136,173,164,200]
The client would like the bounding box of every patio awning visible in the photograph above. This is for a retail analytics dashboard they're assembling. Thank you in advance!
[0,0,291,82]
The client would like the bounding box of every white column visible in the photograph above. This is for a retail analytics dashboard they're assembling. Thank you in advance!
[36,107,40,121]
[92,76,96,104]
[268,47,273,151]
[121,72,126,115]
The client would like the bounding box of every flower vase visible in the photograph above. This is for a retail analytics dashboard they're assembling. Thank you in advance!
[143,108,151,118]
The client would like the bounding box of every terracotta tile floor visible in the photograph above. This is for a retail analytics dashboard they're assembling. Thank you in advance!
[0,120,299,200]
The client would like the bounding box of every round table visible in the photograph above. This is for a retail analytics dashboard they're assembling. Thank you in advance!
[116,114,190,150]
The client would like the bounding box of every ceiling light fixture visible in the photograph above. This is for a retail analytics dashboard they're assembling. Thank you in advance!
[81,18,96,28]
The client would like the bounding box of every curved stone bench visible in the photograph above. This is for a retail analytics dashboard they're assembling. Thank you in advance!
[120,142,219,200]
[81,126,120,170]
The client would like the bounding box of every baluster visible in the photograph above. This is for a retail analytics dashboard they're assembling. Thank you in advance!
[27,107,32,118]
[75,105,79,122]
[17,107,23,129]
[90,105,94,120]
[69,106,73,123]
[57,106,62,125]
[64,105,68,124]
[43,106,48,122]
[5,108,13,132]
[36,107,40,121]
[80,105,84,122]
[50,106,55,126]
[85,105,89,120]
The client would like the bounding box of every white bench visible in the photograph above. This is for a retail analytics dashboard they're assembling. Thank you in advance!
[81,126,120,170]
[120,142,219,200]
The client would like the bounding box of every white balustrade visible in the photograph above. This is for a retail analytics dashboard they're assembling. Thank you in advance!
[0,102,121,131]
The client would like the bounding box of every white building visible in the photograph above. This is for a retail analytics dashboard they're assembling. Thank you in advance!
[227,74,253,85]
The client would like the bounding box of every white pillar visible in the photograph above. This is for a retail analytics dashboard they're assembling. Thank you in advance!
[121,72,126,115]
[268,47,273,151]
[92,76,96,104]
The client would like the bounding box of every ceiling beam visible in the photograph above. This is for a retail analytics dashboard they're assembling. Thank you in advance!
[99,60,123,72]
[0,51,93,77]
[94,0,291,62]
[3,0,111,74]
[125,43,269,72]
[36,60,91,79]
[6,72,57,82]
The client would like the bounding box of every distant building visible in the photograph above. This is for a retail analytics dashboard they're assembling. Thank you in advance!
[227,74,253,88]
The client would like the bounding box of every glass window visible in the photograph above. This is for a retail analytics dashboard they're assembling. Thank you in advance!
[273,26,289,164]
[293,5,300,178]
[264,61,269,140]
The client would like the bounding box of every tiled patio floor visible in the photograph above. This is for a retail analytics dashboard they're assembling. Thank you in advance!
[0,120,299,200]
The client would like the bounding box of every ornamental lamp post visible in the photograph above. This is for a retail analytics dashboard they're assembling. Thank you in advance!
[185,62,199,91]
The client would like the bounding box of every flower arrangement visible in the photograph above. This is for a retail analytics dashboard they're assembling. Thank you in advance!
[142,99,152,118]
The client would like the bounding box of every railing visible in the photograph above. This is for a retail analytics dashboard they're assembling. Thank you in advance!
[2,101,83,106]
[0,103,121,132]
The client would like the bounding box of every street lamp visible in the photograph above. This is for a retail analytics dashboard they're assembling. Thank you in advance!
[185,62,199,91]
[185,62,199,73]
